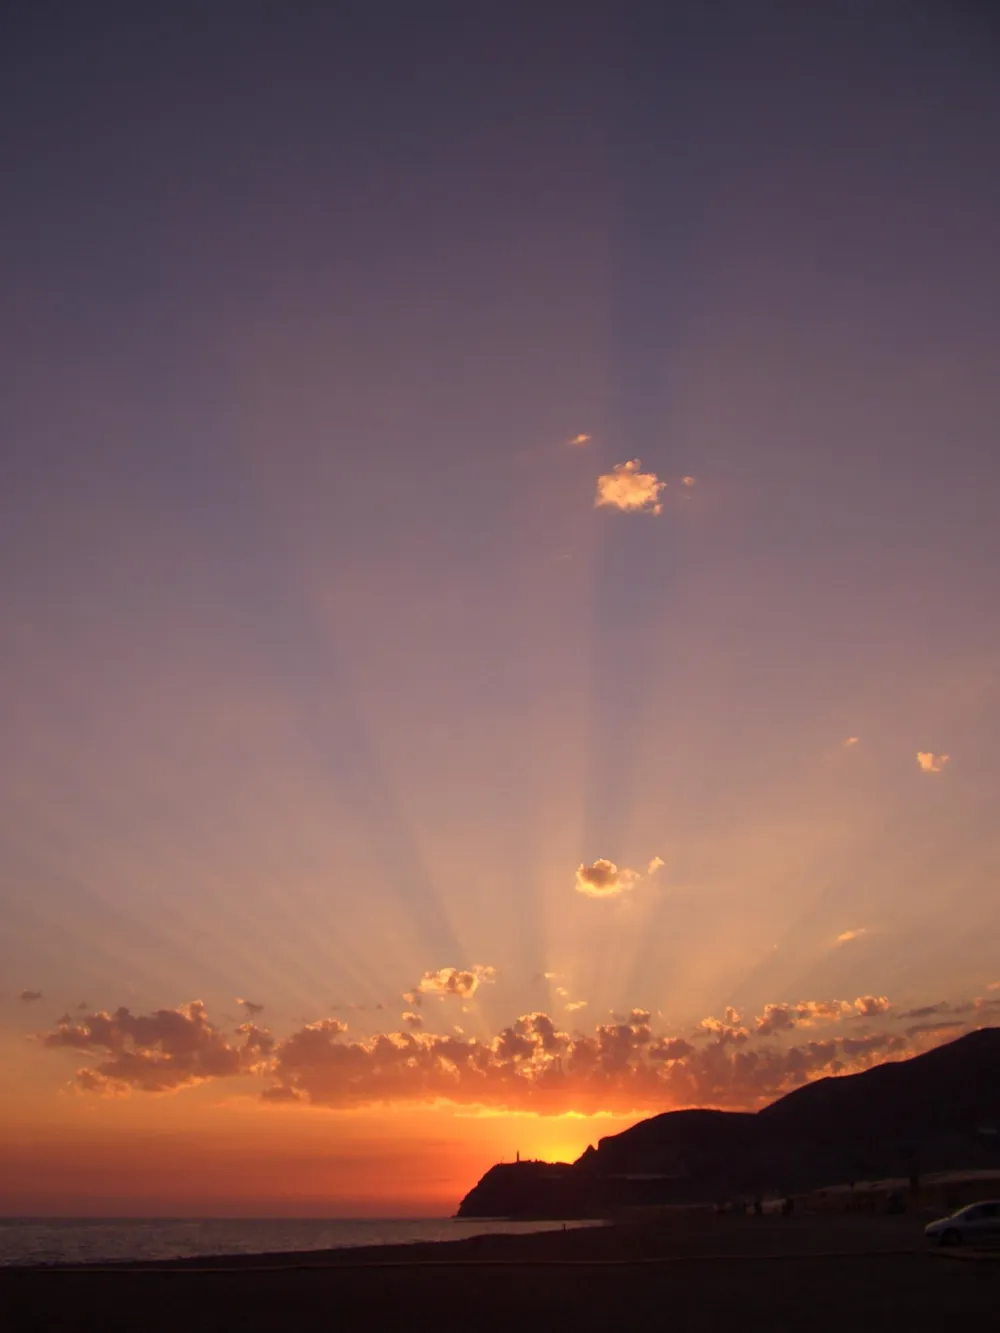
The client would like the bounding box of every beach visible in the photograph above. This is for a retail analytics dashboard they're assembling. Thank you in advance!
[4,1212,997,1331]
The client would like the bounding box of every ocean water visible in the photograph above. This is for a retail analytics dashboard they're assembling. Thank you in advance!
[0,1216,600,1269]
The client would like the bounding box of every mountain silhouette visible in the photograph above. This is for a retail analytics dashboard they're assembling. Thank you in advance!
[457,1028,1000,1218]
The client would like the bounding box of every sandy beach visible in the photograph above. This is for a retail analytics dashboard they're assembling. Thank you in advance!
[4,1213,997,1331]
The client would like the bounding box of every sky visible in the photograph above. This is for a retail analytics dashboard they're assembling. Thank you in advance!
[2,0,999,1216]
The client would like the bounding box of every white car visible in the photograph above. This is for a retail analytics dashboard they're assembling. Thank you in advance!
[925,1200,1000,1246]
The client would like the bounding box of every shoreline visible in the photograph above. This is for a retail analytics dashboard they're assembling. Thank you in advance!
[5,1216,995,1331]
[6,1209,930,1272]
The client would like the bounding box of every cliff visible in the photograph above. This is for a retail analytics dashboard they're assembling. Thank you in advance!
[456,1028,1000,1217]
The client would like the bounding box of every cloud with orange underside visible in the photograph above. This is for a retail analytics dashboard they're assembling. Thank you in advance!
[836,927,867,945]
[39,1000,274,1094]
[575,856,662,899]
[406,965,496,1007]
[36,986,986,1117]
[917,751,950,773]
[594,460,666,515]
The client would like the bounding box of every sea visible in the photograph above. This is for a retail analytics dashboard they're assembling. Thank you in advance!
[0,1217,599,1269]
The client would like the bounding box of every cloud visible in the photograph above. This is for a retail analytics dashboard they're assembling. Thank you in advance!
[755,999,854,1036]
[236,997,264,1017]
[681,476,696,487]
[917,752,950,774]
[897,1002,948,1021]
[413,966,496,1002]
[646,856,665,876]
[402,1012,424,1030]
[37,1001,267,1094]
[18,990,43,1002]
[836,928,866,945]
[568,433,591,445]
[905,1020,968,1039]
[261,1010,914,1114]
[574,857,661,899]
[565,1000,588,1013]
[844,736,859,747]
[854,995,891,1017]
[38,993,978,1115]
[697,1015,750,1045]
[594,460,666,515]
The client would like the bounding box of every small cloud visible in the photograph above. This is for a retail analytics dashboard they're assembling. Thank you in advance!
[401,1012,424,1030]
[697,1015,749,1044]
[906,1019,966,1039]
[19,990,43,1002]
[555,986,569,998]
[854,995,891,1017]
[262,1084,301,1103]
[594,460,666,515]
[646,856,665,876]
[917,752,949,774]
[77,1001,89,1011]
[415,965,496,1000]
[988,982,1000,991]
[543,972,559,981]
[681,476,696,487]
[836,928,867,945]
[844,736,860,747]
[574,859,642,899]
[568,433,591,446]
[565,1000,588,1012]
[236,997,264,1017]
[897,1002,947,1020]
[755,999,853,1036]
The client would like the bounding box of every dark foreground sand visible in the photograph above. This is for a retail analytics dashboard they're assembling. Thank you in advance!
[4,1213,997,1332]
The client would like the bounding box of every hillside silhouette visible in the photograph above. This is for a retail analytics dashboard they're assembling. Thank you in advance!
[457,1028,1000,1217]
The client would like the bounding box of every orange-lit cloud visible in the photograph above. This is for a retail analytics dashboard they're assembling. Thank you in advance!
[836,927,866,944]
[916,751,950,773]
[574,859,642,899]
[697,1015,750,1044]
[565,1000,588,1013]
[18,990,43,1002]
[237,997,264,1017]
[574,856,662,899]
[402,1011,424,1030]
[594,460,666,514]
[410,965,496,1004]
[568,433,591,445]
[755,999,854,1036]
[35,992,976,1116]
[260,1010,914,1113]
[681,475,696,487]
[844,736,859,747]
[39,1001,270,1094]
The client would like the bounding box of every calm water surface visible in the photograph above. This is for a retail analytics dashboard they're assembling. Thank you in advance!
[0,1216,601,1268]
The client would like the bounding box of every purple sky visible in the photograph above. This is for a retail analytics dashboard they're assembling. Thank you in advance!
[2,1,999,1064]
